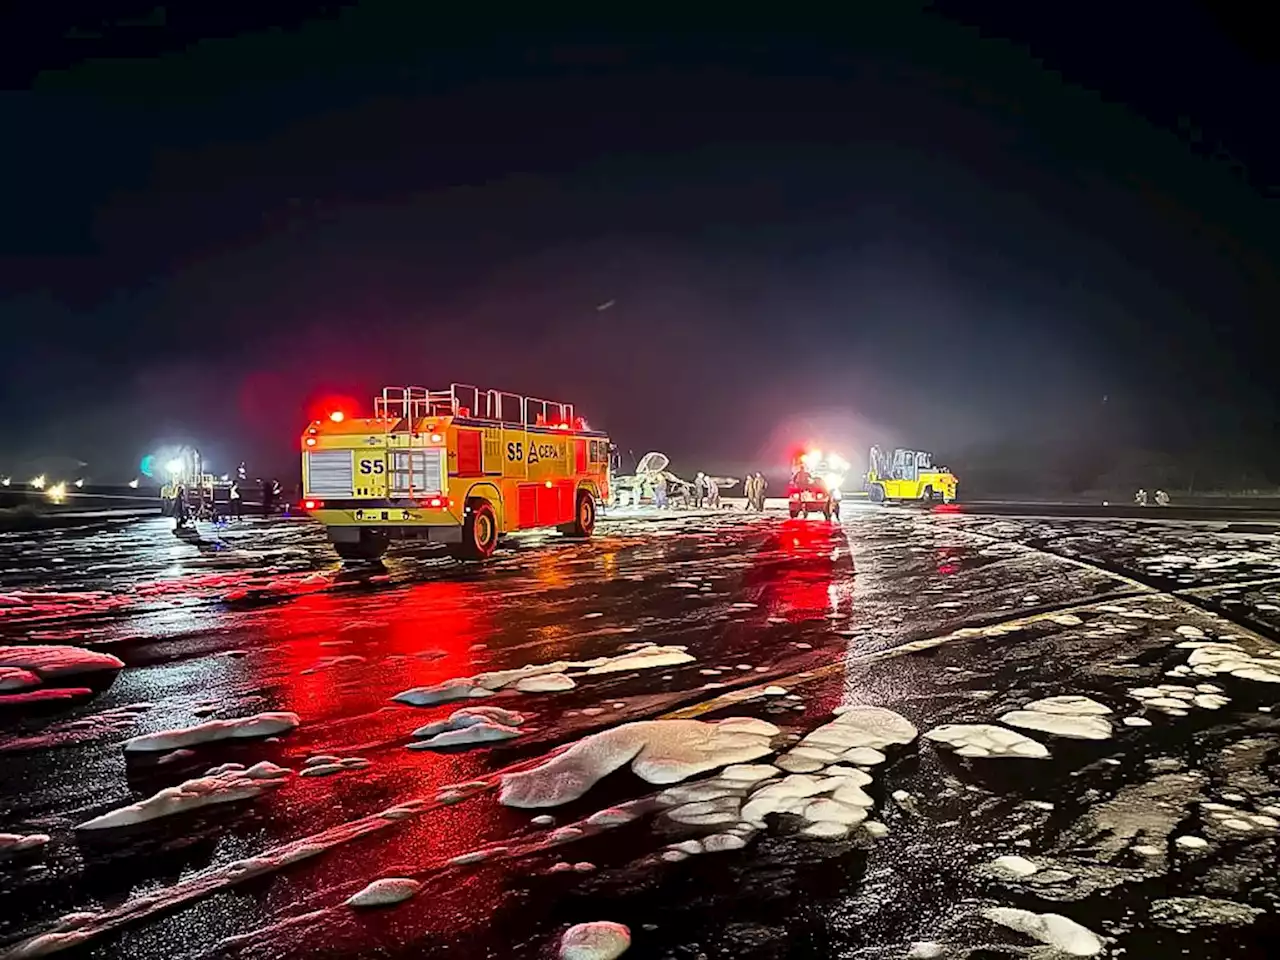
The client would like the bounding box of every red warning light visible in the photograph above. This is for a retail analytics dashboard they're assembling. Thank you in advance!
[329,410,345,423]
[303,499,323,510]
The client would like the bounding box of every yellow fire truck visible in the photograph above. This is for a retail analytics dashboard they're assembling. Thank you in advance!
[301,385,611,561]
[865,445,958,504]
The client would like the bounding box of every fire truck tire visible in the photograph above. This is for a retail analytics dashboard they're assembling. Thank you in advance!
[566,490,596,538]
[789,504,800,518]
[822,503,832,521]
[334,530,389,562]
[922,485,935,502]
[458,500,498,560]
[868,483,885,504]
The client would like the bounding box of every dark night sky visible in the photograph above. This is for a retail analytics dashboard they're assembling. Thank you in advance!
[2,3,1277,484]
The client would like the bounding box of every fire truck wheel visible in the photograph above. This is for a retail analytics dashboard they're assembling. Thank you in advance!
[334,529,389,562]
[868,483,885,504]
[788,504,800,518]
[459,500,498,560]
[567,490,596,538]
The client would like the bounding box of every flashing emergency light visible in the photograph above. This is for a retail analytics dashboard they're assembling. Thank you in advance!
[429,433,442,443]
[31,475,46,490]
[303,499,322,510]
[46,482,67,503]
[0,477,9,487]
[74,478,84,488]
[127,479,139,489]
[140,454,155,479]
[329,410,345,423]
[166,459,184,476]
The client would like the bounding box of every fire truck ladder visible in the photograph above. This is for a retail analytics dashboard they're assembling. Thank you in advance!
[374,384,578,430]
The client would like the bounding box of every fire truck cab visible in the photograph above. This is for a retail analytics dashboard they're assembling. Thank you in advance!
[301,385,610,562]
[787,449,848,520]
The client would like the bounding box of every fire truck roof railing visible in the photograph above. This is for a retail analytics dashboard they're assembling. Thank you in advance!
[374,384,578,430]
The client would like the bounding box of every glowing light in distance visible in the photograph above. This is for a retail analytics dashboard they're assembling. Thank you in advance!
[74,478,84,488]
[127,479,140,489]
[31,475,46,489]
[46,482,67,503]
[0,477,9,487]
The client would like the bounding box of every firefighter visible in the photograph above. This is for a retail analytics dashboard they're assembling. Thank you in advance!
[693,472,706,508]
[754,472,768,510]
[743,473,756,510]
[653,474,668,509]
[173,484,190,531]
[229,480,242,519]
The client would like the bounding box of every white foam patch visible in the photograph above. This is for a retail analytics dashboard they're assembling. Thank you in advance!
[821,765,874,786]
[559,921,632,960]
[344,877,422,907]
[992,855,1039,877]
[585,646,695,675]
[666,797,741,826]
[1021,695,1111,716]
[924,724,1050,759]
[983,907,1102,955]
[516,673,576,693]
[719,764,780,785]
[802,706,917,752]
[77,763,292,830]
[396,645,695,706]
[0,644,124,680]
[393,679,493,706]
[999,711,1113,741]
[0,832,50,854]
[123,713,300,753]
[799,821,850,839]
[409,722,520,749]
[0,667,40,691]
[841,746,887,765]
[1185,644,1280,683]
[776,751,825,774]
[586,807,638,827]
[741,773,848,823]
[703,832,747,852]
[499,718,778,808]
[412,706,524,737]
[802,798,867,826]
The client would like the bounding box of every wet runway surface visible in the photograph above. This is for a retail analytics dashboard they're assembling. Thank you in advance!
[3,505,1280,958]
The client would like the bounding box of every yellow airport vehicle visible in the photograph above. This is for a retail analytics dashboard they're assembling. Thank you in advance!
[301,385,611,561]
[865,445,958,504]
